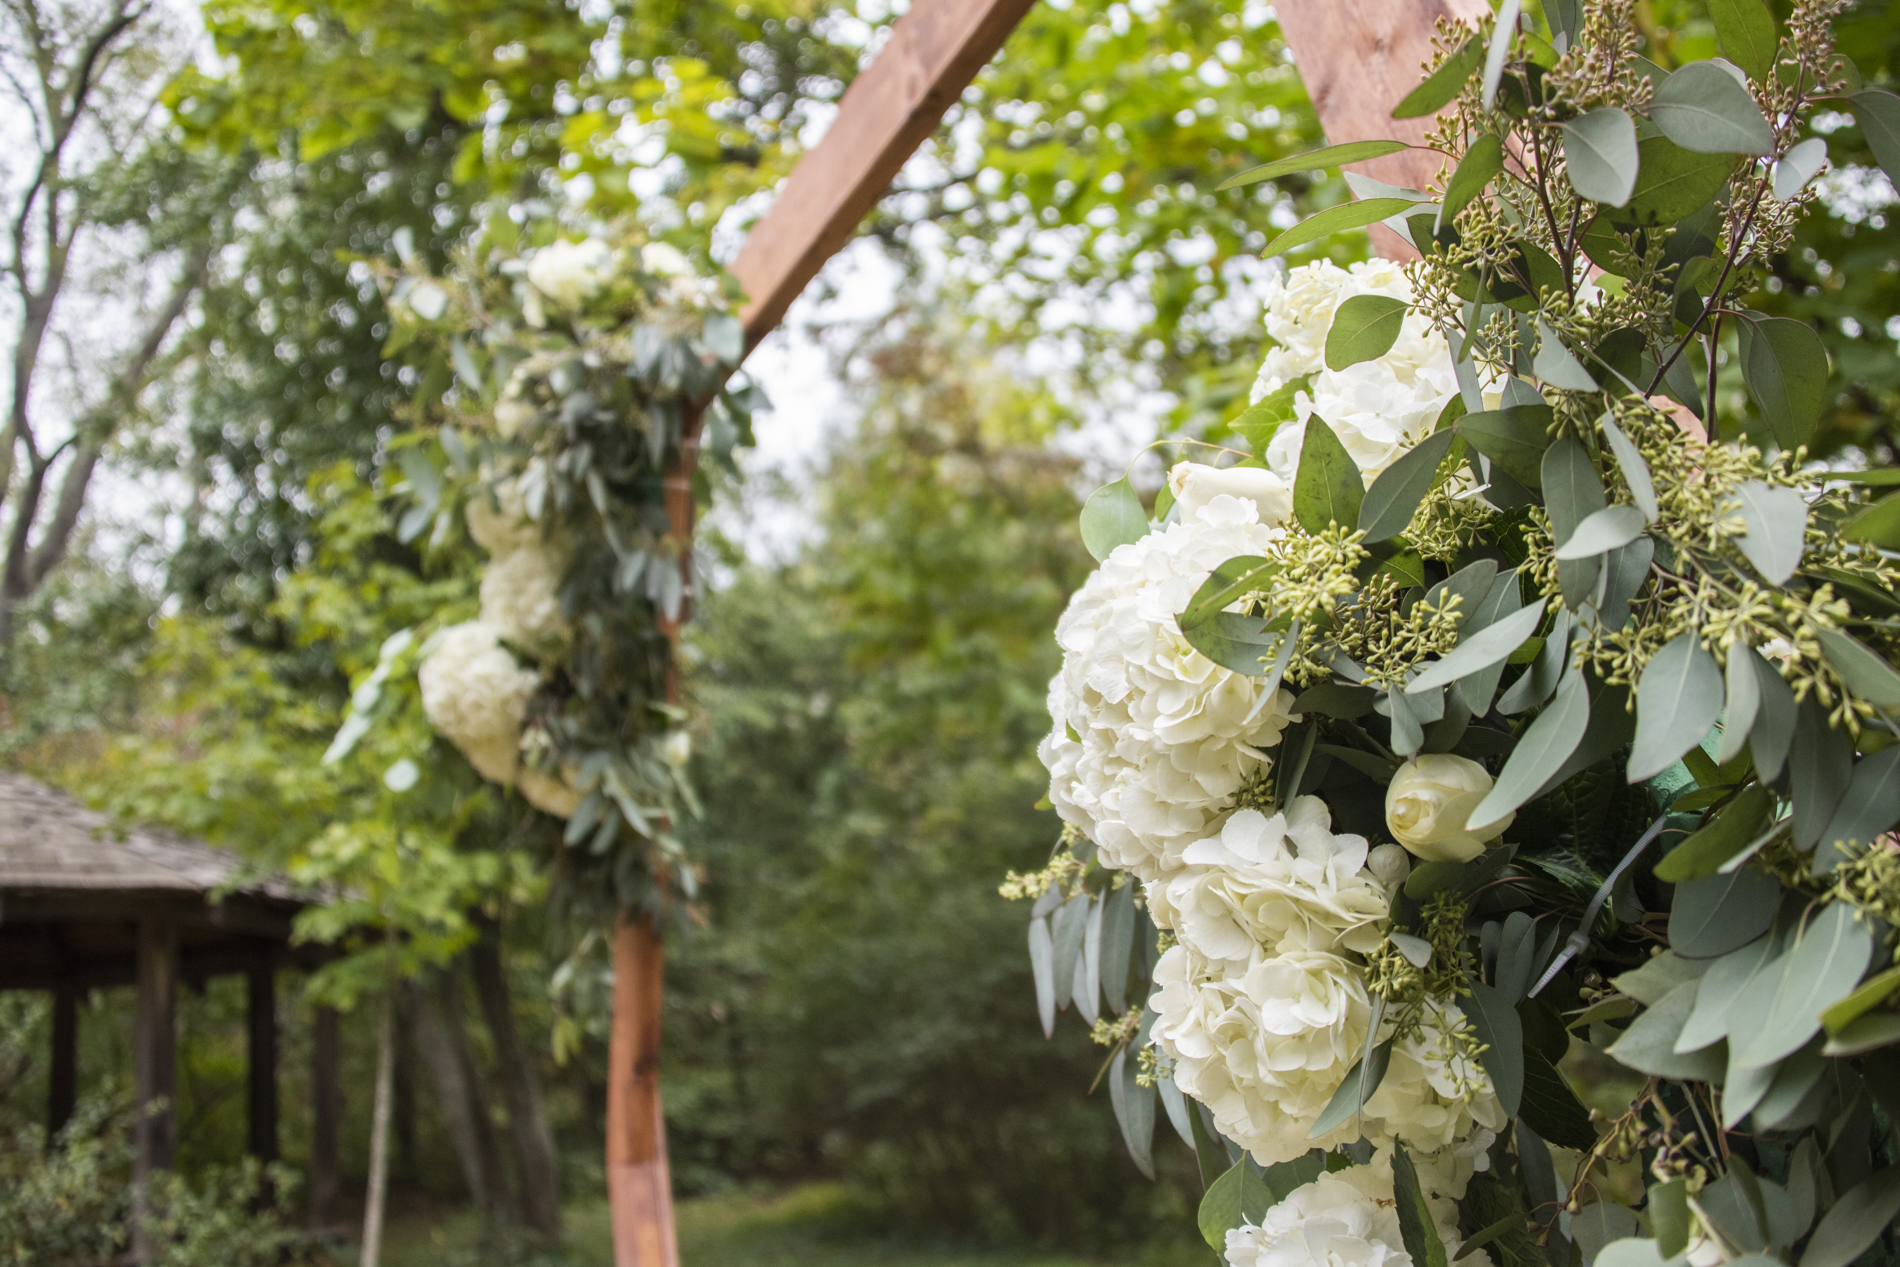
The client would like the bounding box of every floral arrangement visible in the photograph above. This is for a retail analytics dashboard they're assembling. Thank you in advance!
[327,215,761,917]
[1017,4,1900,1267]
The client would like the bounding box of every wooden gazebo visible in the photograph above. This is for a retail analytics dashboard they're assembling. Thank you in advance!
[0,772,336,1215]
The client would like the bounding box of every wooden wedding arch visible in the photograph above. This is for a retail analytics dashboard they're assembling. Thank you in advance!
[620,0,1491,1261]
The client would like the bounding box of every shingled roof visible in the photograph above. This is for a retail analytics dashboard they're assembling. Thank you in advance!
[0,771,298,899]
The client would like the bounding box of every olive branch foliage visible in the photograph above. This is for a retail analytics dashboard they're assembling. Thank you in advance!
[1034,1,1900,1261]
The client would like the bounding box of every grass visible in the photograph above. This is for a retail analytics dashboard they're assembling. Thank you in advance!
[378,1183,1209,1267]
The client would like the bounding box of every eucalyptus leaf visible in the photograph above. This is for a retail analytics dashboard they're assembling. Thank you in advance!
[1308,1037,1394,1138]
[1467,670,1591,832]
[1217,140,1413,191]
[1498,608,1573,716]
[1109,1047,1157,1180]
[1199,1160,1274,1249]
[1080,477,1150,562]
[1730,480,1808,585]
[1739,315,1829,450]
[1481,0,1522,113]
[1327,294,1412,371]
[1406,600,1548,694]
[1774,137,1828,200]
[1294,417,1365,533]
[1534,318,1600,391]
[1823,964,1900,1038]
[1790,698,1853,849]
[1183,612,1293,678]
[1718,647,1762,765]
[1798,1166,1900,1267]
[1816,748,1900,873]
[1655,785,1776,883]
[1360,429,1459,543]
[1614,951,1707,1005]
[1615,138,1737,226]
[1263,199,1423,258]
[1458,406,1554,490]
[1745,648,1798,783]
[1101,880,1136,1015]
[1607,981,1726,1079]
[1677,936,1780,1053]
[1395,37,1484,118]
[1029,916,1056,1038]
[1848,90,1900,189]
[1561,107,1640,206]
[1710,0,1778,80]
[1554,504,1648,561]
[1816,627,1900,710]
[1628,633,1724,783]
[1668,867,1780,958]
[1843,491,1900,550]
[1649,60,1774,154]
[1441,134,1507,227]
[1052,891,1089,1011]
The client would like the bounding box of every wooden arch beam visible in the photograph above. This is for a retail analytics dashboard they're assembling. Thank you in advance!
[618,2,1488,1263]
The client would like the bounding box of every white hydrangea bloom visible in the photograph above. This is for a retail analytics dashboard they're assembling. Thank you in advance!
[526,237,613,309]
[479,546,568,648]
[1249,260,1496,489]
[1150,800,1502,1166]
[1038,496,1300,881]
[519,764,581,818]
[1223,1155,1489,1267]
[418,620,537,785]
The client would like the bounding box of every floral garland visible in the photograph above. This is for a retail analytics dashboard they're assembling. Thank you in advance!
[332,216,759,918]
[1019,4,1900,1266]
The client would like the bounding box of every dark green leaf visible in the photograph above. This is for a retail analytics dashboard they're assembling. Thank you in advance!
[1518,1059,1598,1151]
[1668,868,1779,958]
[1199,1160,1274,1249]
[1465,981,1525,1115]
[1649,60,1774,154]
[1189,1097,1232,1188]
[1467,671,1591,832]
[1326,294,1411,371]
[1459,406,1554,490]
[1293,417,1364,533]
[1739,316,1829,450]
[1217,140,1414,191]
[1080,477,1149,562]
[1442,134,1507,226]
[1802,1168,1900,1267]
[1392,1144,1452,1267]
[1655,785,1776,882]
[1292,682,1378,718]
[1263,199,1422,258]
[1710,0,1779,82]
[1628,633,1724,782]
[1561,107,1640,206]
[1614,138,1737,226]
[1652,1181,1692,1258]
[1823,964,1900,1037]
[1396,37,1484,118]
[1790,697,1853,849]
[1849,90,1900,189]
[1360,429,1459,542]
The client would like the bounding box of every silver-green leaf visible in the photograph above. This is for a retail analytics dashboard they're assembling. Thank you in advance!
[1467,671,1591,832]
[1561,107,1640,206]
[1730,480,1808,585]
[1649,60,1774,154]
[1080,477,1149,562]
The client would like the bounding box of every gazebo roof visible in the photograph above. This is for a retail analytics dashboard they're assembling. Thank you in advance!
[0,771,297,899]
[0,772,315,991]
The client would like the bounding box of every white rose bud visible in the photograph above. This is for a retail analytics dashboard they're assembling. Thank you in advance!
[1384,754,1512,863]
[1167,461,1294,528]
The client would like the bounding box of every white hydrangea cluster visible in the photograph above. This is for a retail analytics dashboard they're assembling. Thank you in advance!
[1249,260,1480,489]
[526,237,613,309]
[1224,1153,1490,1267]
[418,620,539,786]
[466,479,569,650]
[1038,493,1301,882]
[1148,798,1500,1167]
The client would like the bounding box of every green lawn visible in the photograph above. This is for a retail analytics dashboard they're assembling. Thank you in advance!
[379,1183,1209,1267]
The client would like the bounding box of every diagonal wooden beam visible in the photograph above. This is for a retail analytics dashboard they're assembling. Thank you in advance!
[730,0,1039,347]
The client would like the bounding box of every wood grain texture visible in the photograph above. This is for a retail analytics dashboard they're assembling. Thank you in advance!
[608,915,677,1266]
[1274,0,1492,259]
[730,0,1039,345]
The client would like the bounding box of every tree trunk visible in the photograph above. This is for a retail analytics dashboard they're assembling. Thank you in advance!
[470,917,562,1239]
[402,974,513,1221]
[359,983,396,1267]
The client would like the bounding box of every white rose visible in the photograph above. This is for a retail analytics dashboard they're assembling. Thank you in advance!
[1038,496,1298,881]
[526,237,613,309]
[1384,755,1512,863]
[640,242,692,277]
[1169,462,1295,529]
[418,621,538,785]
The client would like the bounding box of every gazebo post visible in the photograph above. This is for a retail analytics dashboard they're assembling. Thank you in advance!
[46,982,77,1144]
[310,1004,342,1228]
[247,964,279,1165]
[132,907,178,1259]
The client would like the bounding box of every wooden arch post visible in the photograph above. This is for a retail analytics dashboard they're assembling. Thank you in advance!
[602,1,1485,1261]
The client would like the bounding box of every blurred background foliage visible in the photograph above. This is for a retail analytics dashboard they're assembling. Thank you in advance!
[4,0,1900,1260]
